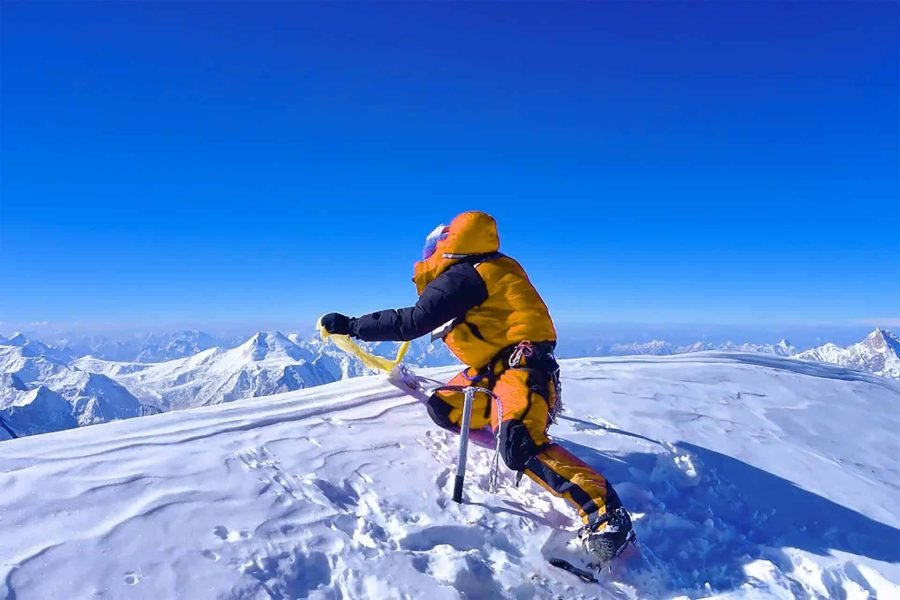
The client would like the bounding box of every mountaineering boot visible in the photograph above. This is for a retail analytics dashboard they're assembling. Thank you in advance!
[579,507,635,566]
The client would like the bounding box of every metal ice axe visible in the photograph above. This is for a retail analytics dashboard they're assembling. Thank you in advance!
[435,385,497,504]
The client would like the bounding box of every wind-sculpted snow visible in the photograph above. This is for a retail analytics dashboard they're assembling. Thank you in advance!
[1,355,898,599]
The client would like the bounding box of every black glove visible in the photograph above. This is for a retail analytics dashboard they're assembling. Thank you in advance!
[320,313,356,336]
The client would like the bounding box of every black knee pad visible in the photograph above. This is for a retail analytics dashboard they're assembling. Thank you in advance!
[426,394,457,432]
[498,421,540,471]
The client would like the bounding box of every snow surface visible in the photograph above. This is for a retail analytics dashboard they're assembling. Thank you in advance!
[2,353,898,599]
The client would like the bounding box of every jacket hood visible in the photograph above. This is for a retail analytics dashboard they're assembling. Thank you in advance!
[412,211,500,294]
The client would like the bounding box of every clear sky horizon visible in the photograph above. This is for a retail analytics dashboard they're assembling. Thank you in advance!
[2,2,898,328]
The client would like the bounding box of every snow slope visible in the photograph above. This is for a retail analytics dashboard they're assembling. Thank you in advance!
[2,353,898,599]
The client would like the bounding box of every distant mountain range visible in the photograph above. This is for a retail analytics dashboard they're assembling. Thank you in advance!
[0,330,457,438]
[2,327,898,440]
[603,338,797,357]
[592,331,900,380]
[17,329,230,363]
[74,331,343,411]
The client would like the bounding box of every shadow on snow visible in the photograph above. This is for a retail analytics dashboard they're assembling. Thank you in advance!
[554,435,900,596]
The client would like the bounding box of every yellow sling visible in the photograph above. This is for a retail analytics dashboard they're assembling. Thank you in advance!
[317,318,410,374]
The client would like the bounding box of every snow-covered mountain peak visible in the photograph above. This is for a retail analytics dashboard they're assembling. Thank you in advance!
[2,385,77,435]
[0,345,66,384]
[0,344,144,433]
[5,332,29,346]
[51,370,143,426]
[1,332,63,360]
[776,338,793,350]
[862,328,900,352]
[797,329,900,379]
[85,331,338,412]
[237,331,307,363]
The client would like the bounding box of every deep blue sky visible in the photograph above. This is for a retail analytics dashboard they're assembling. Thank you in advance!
[2,1,898,329]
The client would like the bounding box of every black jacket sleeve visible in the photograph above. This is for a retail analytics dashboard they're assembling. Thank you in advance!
[352,262,489,342]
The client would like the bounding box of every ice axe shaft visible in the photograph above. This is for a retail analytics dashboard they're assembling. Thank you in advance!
[452,387,475,503]
[451,385,495,504]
